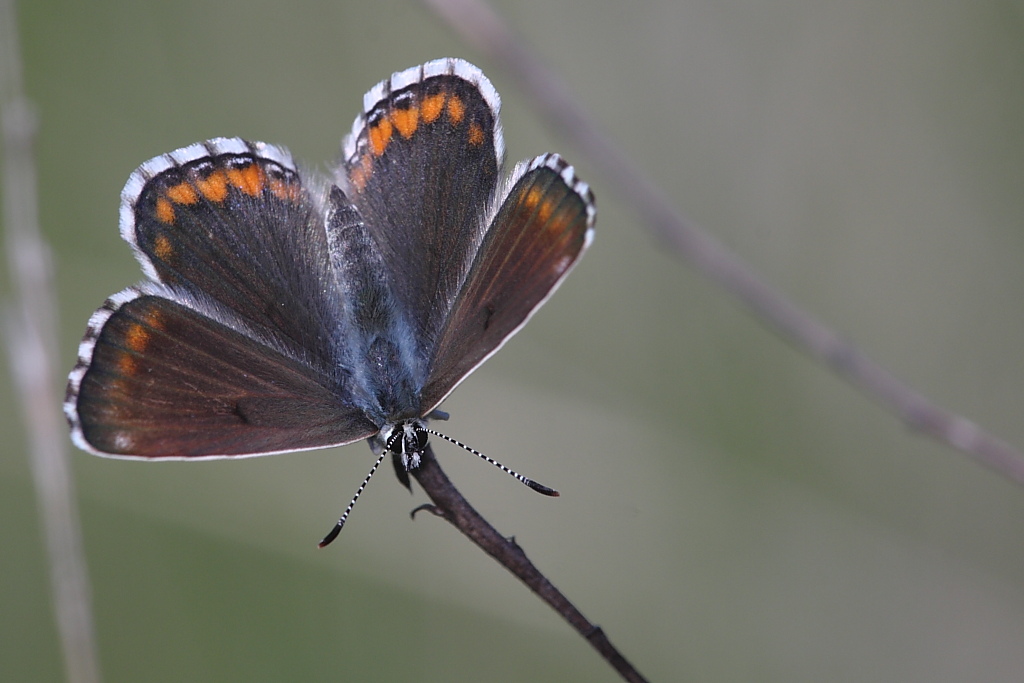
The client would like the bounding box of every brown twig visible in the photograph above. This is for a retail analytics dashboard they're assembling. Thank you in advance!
[421,0,1024,484]
[410,445,649,683]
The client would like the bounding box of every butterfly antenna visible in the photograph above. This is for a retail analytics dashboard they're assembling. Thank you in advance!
[426,429,559,497]
[318,448,388,548]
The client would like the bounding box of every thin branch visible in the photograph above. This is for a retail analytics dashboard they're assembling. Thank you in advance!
[421,0,1024,484]
[0,3,103,682]
[410,446,649,683]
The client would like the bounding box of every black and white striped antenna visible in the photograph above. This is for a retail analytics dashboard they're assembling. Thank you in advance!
[318,424,558,547]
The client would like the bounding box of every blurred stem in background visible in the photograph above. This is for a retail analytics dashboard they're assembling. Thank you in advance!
[1,2,102,681]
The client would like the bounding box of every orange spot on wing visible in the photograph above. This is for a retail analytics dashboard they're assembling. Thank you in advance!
[196,170,228,202]
[227,164,266,196]
[124,323,151,352]
[392,107,419,138]
[537,200,555,224]
[446,95,465,124]
[349,154,373,192]
[155,198,175,224]
[166,181,199,205]
[153,234,173,261]
[523,186,544,209]
[269,178,288,200]
[468,122,485,146]
[520,186,554,224]
[421,93,445,123]
[269,177,301,202]
[116,353,138,376]
[369,118,393,156]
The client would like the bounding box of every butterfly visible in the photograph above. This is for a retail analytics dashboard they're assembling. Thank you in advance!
[65,58,595,545]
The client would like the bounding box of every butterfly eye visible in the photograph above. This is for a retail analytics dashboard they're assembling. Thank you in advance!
[411,425,429,453]
[385,429,404,454]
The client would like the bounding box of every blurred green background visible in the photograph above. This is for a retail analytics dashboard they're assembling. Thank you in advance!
[4,1,1024,681]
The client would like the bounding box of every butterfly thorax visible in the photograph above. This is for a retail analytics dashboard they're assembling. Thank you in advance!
[359,333,423,424]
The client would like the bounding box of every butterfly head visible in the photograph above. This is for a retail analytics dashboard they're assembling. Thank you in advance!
[380,419,429,470]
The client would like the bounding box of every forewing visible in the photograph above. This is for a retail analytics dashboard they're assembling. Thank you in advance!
[340,59,502,360]
[123,137,343,372]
